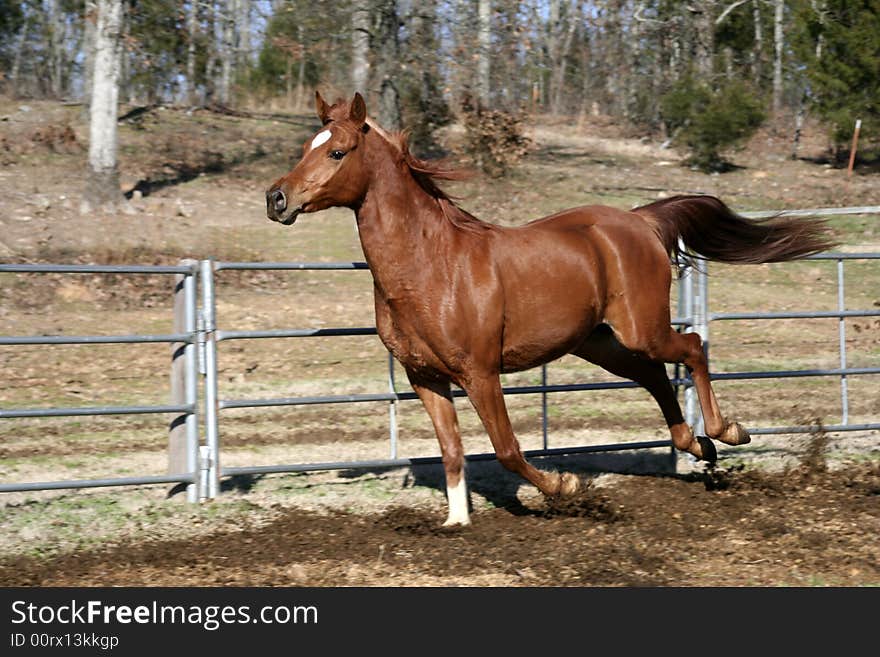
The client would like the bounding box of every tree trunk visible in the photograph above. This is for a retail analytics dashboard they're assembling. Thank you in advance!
[47,0,65,98]
[669,9,683,82]
[576,21,593,127]
[186,0,199,105]
[295,24,306,111]
[772,0,784,115]
[205,2,219,104]
[238,0,251,69]
[82,0,124,213]
[476,0,491,106]
[791,91,806,159]
[351,1,370,95]
[81,2,97,114]
[752,0,764,85]
[547,0,560,112]
[119,1,132,103]
[219,0,235,105]
[375,0,402,129]
[448,0,474,109]
[550,1,579,116]
[237,0,251,100]
[624,2,642,118]
[693,2,715,80]
[10,7,32,98]
[405,0,447,151]
[600,0,624,116]
[285,55,294,108]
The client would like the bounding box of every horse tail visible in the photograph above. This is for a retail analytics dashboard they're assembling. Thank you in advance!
[632,194,838,266]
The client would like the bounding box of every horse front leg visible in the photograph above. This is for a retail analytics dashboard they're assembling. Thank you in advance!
[460,373,579,499]
[406,370,471,526]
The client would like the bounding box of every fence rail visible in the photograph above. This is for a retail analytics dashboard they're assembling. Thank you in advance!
[2,206,879,501]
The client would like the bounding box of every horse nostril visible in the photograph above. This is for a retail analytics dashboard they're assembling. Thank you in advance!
[269,189,287,214]
[266,189,287,216]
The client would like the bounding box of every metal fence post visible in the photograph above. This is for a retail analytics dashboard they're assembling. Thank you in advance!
[837,259,849,425]
[169,260,200,502]
[678,259,699,434]
[675,264,689,471]
[201,259,221,499]
[388,353,398,459]
[692,263,709,438]
[541,364,549,450]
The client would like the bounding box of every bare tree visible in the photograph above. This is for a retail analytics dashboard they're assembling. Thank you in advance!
[598,0,624,115]
[186,0,199,105]
[205,2,219,103]
[82,0,124,213]
[576,16,594,124]
[548,0,580,115]
[294,24,306,110]
[46,0,65,97]
[773,0,785,115]
[351,1,370,94]
[476,0,491,106]
[752,0,764,84]
[375,0,402,129]
[692,2,715,79]
[81,2,97,112]
[219,0,236,105]
[118,1,132,103]
[9,4,33,98]
[238,0,252,71]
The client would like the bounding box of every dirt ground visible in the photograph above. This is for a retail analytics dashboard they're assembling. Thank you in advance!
[2,454,878,587]
[1,98,878,587]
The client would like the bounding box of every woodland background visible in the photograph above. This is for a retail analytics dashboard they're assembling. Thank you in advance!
[2,0,878,173]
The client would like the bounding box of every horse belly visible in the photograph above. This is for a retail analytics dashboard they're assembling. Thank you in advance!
[494,221,608,372]
[500,298,601,372]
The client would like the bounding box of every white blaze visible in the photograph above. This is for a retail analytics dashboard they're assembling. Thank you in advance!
[310,130,332,151]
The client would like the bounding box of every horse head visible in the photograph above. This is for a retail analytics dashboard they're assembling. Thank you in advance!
[266,91,371,225]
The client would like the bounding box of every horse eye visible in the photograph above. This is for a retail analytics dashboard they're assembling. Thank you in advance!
[329,150,345,160]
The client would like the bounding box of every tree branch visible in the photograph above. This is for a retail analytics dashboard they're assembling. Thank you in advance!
[716,0,752,25]
[633,3,676,26]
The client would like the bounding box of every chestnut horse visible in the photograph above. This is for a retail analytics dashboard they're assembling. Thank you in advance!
[266,92,836,526]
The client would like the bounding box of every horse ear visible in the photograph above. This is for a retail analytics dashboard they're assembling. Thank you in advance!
[349,92,367,126]
[315,91,331,124]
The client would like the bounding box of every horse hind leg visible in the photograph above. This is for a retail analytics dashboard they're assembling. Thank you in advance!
[659,330,751,447]
[574,326,718,462]
[604,321,750,449]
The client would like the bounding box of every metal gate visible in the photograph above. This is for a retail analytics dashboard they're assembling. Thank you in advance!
[0,262,201,501]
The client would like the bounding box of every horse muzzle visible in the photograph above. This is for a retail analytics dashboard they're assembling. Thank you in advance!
[277,207,303,225]
[266,188,303,225]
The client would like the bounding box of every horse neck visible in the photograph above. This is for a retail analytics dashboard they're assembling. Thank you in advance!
[355,137,450,277]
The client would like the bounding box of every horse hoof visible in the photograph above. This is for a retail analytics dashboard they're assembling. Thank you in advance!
[719,421,751,446]
[559,472,580,497]
[442,515,472,528]
[693,436,717,463]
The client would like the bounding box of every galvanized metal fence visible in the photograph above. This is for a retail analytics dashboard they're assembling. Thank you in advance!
[0,262,201,501]
[2,205,879,501]
[201,261,689,497]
